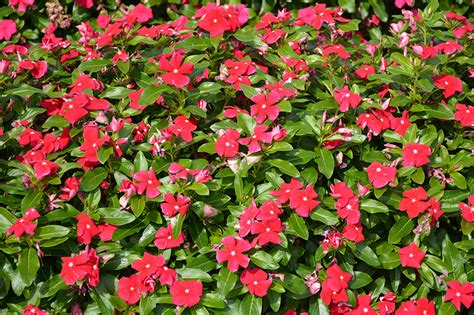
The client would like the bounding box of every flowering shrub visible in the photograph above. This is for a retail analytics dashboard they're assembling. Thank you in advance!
[0,0,473,314]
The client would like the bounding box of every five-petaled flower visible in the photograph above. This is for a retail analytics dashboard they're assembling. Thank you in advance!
[334,86,362,112]
[158,51,194,88]
[402,143,432,167]
[216,236,252,272]
[458,196,474,222]
[240,268,272,297]
[366,162,397,189]
[434,74,463,98]
[170,280,203,307]
[444,280,474,311]
[398,242,425,269]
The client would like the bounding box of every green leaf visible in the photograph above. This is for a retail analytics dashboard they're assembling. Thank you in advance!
[18,248,40,286]
[360,199,390,214]
[238,294,262,315]
[35,225,70,240]
[134,152,148,172]
[216,267,238,298]
[310,209,339,225]
[379,252,401,270]
[139,85,168,106]
[240,85,258,99]
[3,84,43,99]
[79,167,108,192]
[438,302,456,315]
[98,208,136,226]
[176,268,212,282]
[130,195,146,217]
[267,159,300,177]
[349,271,373,289]
[21,190,43,211]
[42,115,69,129]
[187,183,209,196]
[286,213,309,240]
[314,147,334,179]
[175,37,211,52]
[388,217,414,244]
[251,251,279,270]
[355,243,381,267]
[97,147,113,164]
[78,59,111,72]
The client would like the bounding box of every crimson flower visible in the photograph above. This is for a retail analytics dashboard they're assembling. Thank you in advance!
[240,268,272,297]
[416,298,435,315]
[366,162,397,188]
[444,280,474,311]
[336,197,360,224]
[458,196,474,222]
[257,200,283,220]
[60,250,98,286]
[412,45,438,59]
[215,128,240,158]
[334,86,362,112]
[455,104,474,127]
[9,0,34,12]
[170,280,203,307]
[216,236,252,272]
[97,223,117,241]
[7,208,40,238]
[325,264,352,292]
[434,74,463,98]
[402,143,432,167]
[437,40,463,55]
[60,176,80,201]
[290,185,320,217]
[22,305,47,315]
[399,186,429,218]
[395,300,417,314]
[239,125,273,154]
[117,274,143,305]
[390,110,411,136]
[271,178,303,204]
[133,167,162,199]
[250,92,281,123]
[76,213,99,244]
[343,224,365,243]
[18,60,48,79]
[131,252,166,278]
[251,218,282,246]
[158,52,194,88]
[0,19,16,41]
[395,0,414,8]
[398,242,425,269]
[18,128,42,147]
[351,295,377,315]
[153,224,184,250]
[169,115,197,142]
[33,160,60,180]
[355,64,376,79]
[197,7,231,37]
[378,292,397,315]
[160,193,191,217]
[238,201,259,238]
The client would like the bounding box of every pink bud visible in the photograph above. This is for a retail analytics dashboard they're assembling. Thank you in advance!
[0,60,10,74]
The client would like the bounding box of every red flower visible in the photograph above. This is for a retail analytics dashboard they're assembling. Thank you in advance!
[216,236,252,272]
[160,193,191,217]
[170,280,203,307]
[336,197,360,224]
[458,196,474,222]
[444,280,474,311]
[0,19,17,41]
[76,213,99,244]
[355,64,376,79]
[7,208,40,237]
[117,274,143,305]
[238,201,259,237]
[366,162,397,188]
[257,200,283,220]
[97,223,117,241]
[416,298,435,315]
[398,242,425,269]
[33,160,60,180]
[131,252,166,278]
[18,128,42,147]
[22,305,47,315]
[127,3,153,24]
[271,178,303,204]
[215,128,240,158]
[325,264,352,292]
[402,143,432,167]
[412,45,438,59]
[395,301,417,314]
[399,186,429,218]
[240,268,272,297]
[76,0,93,9]
[289,185,320,217]
[251,218,283,246]
[154,224,184,249]
[351,295,377,315]
[60,176,80,200]
[378,292,397,315]
[159,266,177,286]
[159,52,194,88]
[128,89,147,111]
[395,0,414,9]
[239,125,273,154]
[250,92,281,123]
[133,167,162,199]
[434,74,463,98]
[169,115,197,142]
[197,7,231,37]
[454,104,474,127]
[437,40,463,55]
[390,110,411,136]
[60,251,93,285]
[343,224,365,243]
[9,0,34,12]
[334,86,362,112]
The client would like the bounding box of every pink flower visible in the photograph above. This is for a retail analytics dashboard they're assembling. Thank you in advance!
[9,0,34,12]
[395,0,414,9]
[0,20,16,41]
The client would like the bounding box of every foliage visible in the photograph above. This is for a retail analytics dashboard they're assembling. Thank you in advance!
[0,0,473,314]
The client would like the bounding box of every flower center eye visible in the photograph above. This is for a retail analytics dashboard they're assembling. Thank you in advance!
[185,288,190,293]
[376,167,382,172]
[68,262,74,267]
[213,19,218,23]
[409,253,414,258]
[173,69,178,73]
[253,281,258,285]
[413,149,418,154]
[230,251,236,256]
